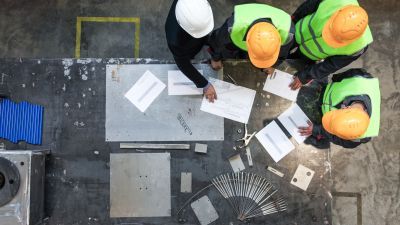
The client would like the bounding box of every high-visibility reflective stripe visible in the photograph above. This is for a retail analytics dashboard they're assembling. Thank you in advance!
[308,14,329,56]
[298,18,320,60]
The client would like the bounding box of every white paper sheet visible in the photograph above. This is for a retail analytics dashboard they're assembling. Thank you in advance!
[263,69,299,101]
[256,121,295,162]
[124,70,166,112]
[168,70,203,95]
[200,78,256,124]
[278,103,311,144]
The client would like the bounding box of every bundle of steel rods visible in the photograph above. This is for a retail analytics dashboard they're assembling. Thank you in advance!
[211,172,287,221]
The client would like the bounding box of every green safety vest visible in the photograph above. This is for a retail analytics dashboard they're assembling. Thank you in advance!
[322,77,380,138]
[230,4,291,51]
[295,0,373,61]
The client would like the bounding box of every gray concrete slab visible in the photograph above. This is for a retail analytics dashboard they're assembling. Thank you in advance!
[105,64,224,142]
[0,59,331,225]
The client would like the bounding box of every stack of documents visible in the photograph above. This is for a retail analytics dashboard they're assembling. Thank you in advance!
[278,103,311,144]
[255,121,295,162]
[256,103,310,162]
[200,78,256,124]
[263,69,299,101]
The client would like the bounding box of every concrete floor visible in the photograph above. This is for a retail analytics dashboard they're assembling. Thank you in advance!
[0,0,399,225]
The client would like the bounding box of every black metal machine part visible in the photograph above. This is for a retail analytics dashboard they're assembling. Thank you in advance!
[0,157,20,207]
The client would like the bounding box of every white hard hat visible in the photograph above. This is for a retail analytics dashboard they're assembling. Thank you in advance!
[175,0,214,38]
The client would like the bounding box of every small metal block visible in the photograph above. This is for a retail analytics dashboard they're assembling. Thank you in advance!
[229,154,245,173]
[194,143,207,154]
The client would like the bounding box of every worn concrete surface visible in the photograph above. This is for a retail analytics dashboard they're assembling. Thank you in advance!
[0,0,399,225]
[0,58,332,225]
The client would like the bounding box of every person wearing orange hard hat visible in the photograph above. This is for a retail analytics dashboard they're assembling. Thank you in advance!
[288,0,373,90]
[298,68,380,149]
[208,3,295,75]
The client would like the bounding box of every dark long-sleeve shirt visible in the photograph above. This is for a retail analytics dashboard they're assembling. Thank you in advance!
[292,0,369,84]
[311,68,372,148]
[208,15,295,68]
[165,0,209,88]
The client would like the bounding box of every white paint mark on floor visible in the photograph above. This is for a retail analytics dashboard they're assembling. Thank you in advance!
[73,121,85,127]
[77,59,92,64]
[62,59,73,77]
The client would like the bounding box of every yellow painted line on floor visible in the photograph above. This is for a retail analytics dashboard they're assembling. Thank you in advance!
[75,17,140,58]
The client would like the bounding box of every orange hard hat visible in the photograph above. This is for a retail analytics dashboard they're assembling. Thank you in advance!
[246,22,281,68]
[322,5,368,48]
[322,108,370,140]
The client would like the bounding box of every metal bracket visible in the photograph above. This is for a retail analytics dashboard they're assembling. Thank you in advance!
[246,147,253,167]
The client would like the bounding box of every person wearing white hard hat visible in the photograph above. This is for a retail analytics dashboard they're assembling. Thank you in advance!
[165,0,217,102]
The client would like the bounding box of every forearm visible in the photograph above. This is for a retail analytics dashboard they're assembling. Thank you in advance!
[174,56,209,88]
[208,16,233,61]
[274,32,295,67]
[295,54,361,84]
[331,68,373,82]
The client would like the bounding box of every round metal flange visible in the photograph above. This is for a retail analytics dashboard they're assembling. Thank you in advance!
[0,157,20,207]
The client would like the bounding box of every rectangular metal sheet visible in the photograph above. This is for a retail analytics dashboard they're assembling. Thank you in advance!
[191,195,219,225]
[110,153,171,217]
[180,172,192,193]
[120,143,190,150]
[106,64,224,141]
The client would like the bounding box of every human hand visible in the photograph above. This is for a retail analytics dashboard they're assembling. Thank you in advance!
[289,76,303,90]
[204,84,217,103]
[210,60,223,71]
[298,120,313,137]
[262,67,275,75]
